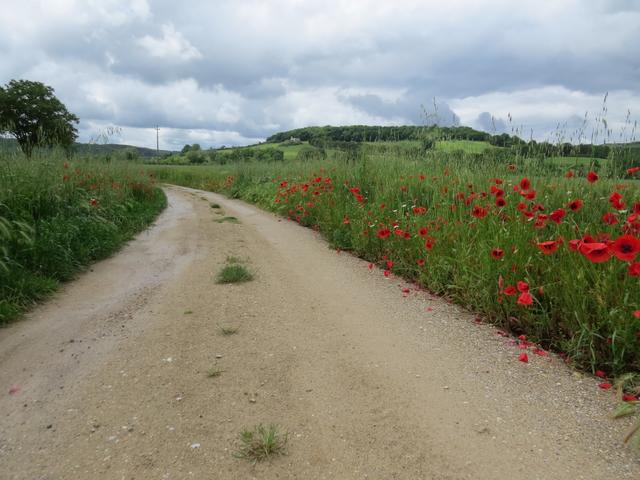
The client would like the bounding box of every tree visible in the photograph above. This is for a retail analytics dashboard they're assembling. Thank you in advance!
[0,79,79,157]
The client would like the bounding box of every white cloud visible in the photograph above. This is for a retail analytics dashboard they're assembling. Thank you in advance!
[137,24,202,62]
[450,87,640,142]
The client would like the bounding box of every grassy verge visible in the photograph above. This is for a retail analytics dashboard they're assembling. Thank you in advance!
[0,153,166,324]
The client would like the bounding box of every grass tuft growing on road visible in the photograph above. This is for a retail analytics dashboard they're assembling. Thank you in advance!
[216,216,239,223]
[234,424,287,463]
[216,264,253,284]
[220,326,239,335]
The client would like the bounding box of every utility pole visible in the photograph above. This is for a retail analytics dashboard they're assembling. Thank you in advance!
[155,125,160,153]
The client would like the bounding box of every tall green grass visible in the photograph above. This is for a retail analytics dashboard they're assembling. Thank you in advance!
[0,152,166,324]
[150,149,639,378]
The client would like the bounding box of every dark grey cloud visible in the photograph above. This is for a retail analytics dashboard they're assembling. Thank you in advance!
[1,0,638,148]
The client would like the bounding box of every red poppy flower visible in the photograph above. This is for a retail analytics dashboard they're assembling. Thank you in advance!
[627,166,640,174]
[598,382,612,390]
[629,262,640,276]
[536,240,559,254]
[412,206,427,215]
[634,310,640,319]
[368,263,374,270]
[342,216,350,225]
[503,285,517,296]
[495,197,506,207]
[609,191,625,210]
[610,235,640,262]
[568,199,583,212]
[424,238,436,250]
[491,248,504,260]
[602,212,619,225]
[417,259,425,267]
[472,205,488,219]
[517,281,529,293]
[377,228,391,239]
[518,352,529,363]
[595,370,607,379]
[623,393,638,402]
[549,208,566,224]
[519,178,531,190]
[565,170,574,178]
[383,270,390,278]
[533,347,549,357]
[587,171,599,183]
[418,227,429,237]
[579,242,611,263]
[89,198,98,206]
[386,260,394,269]
[517,292,533,306]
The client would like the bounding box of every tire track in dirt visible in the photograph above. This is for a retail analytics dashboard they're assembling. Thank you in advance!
[0,185,638,479]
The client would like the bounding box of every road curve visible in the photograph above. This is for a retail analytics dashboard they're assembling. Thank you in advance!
[0,185,638,479]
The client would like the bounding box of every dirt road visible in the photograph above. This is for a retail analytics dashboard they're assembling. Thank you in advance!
[1,185,639,479]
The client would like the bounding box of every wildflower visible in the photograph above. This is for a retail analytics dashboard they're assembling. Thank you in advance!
[579,241,611,263]
[602,212,619,225]
[610,235,640,262]
[472,205,488,219]
[377,228,391,239]
[597,382,612,390]
[517,292,533,306]
[418,227,429,237]
[568,199,583,212]
[89,198,98,206]
[503,285,517,296]
[519,178,531,190]
[536,240,559,255]
[565,170,574,178]
[587,171,599,183]
[629,262,640,276]
[549,208,566,224]
[518,352,529,363]
[627,166,640,174]
[491,248,504,260]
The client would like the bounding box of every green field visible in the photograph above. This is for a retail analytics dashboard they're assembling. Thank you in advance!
[435,139,494,153]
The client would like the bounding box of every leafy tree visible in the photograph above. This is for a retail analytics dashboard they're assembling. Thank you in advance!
[0,80,79,157]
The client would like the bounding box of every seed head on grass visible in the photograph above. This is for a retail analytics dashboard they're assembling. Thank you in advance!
[234,424,287,463]
[216,264,253,284]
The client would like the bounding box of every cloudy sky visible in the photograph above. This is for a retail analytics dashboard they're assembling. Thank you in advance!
[1,0,639,150]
